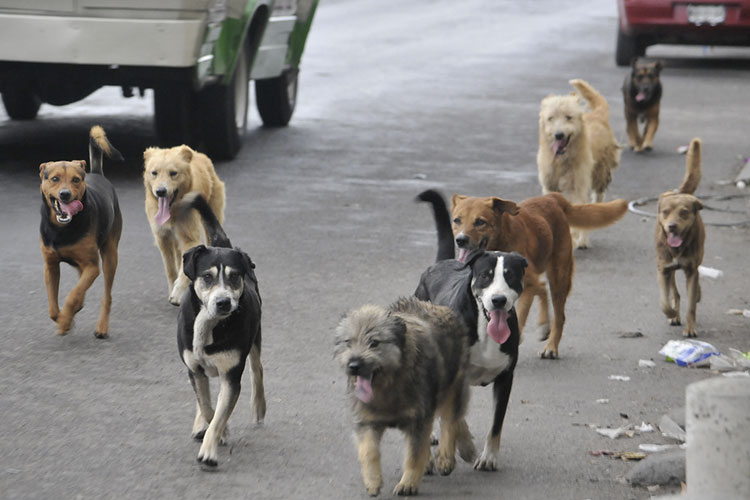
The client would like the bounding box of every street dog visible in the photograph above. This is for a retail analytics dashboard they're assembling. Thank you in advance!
[537,79,622,248]
[334,296,470,496]
[419,189,627,359]
[655,138,704,337]
[413,220,527,472]
[39,125,123,338]
[176,193,265,468]
[143,145,225,305]
[623,58,663,152]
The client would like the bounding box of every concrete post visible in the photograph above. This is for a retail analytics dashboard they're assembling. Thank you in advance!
[686,377,750,500]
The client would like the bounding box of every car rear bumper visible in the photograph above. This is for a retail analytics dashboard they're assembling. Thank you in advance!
[0,14,205,67]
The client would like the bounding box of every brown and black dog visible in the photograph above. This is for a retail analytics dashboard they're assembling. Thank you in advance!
[622,58,663,152]
[655,138,704,337]
[449,193,627,358]
[39,126,123,337]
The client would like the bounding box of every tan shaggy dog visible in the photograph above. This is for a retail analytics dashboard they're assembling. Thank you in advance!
[143,145,225,305]
[537,79,622,248]
[450,193,627,358]
[655,138,704,337]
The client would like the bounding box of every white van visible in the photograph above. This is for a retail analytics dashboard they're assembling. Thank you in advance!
[0,0,318,159]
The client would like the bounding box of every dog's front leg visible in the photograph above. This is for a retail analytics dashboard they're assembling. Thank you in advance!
[197,368,242,467]
[394,422,432,496]
[42,252,61,321]
[189,370,214,440]
[625,110,642,151]
[356,425,384,496]
[57,262,100,334]
[641,106,659,151]
[475,370,513,471]
[658,269,680,325]
[154,230,180,293]
[683,269,700,337]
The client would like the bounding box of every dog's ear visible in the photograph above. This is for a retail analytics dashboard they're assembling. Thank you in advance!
[143,147,156,163]
[693,198,703,212]
[179,146,193,163]
[388,315,407,348]
[464,249,485,268]
[235,247,257,281]
[491,197,519,216]
[39,163,48,179]
[654,60,664,73]
[450,194,467,210]
[74,160,87,178]
[631,56,639,70]
[510,251,528,270]
[182,245,208,281]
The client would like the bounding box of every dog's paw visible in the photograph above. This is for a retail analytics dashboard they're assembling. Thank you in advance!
[643,145,653,152]
[424,454,435,476]
[94,330,108,339]
[436,452,456,476]
[537,323,551,342]
[56,315,73,335]
[393,480,419,496]
[364,479,382,497]
[168,293,182,306]
[430,432,439,446]
[197,445,219,468]
[668,317,681,326]
[192,429,206,441]
[457,436,477,464]
[683,327,697,338]
[473,450,498,471]
[540,347,558,359]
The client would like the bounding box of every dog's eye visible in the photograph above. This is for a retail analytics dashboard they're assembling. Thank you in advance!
[51,176,59,182]
[679,209,689,219]
[547,116,553,122]
[565,115,572,121]
[369,340,379,348]
[474,219,486,227]
[151,171,157,177]
[201,272,213,282]
[169,171,177,178]
[72,177,80,184]
[345,339,351,347]
[452,217,461,225]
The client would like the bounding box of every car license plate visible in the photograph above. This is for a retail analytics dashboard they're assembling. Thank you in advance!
[687,4,726,26]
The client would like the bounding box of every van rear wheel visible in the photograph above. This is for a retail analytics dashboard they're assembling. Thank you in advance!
[2,86,42,120]
[256,68,297,127]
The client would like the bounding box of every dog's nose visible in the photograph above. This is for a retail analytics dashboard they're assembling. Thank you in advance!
[59,189,72,202]
[455,234,469,248]
[668,223,678,233]
[491,295,507,309]
[554,132,565,141]
[155,187,168,198]
[347,358,361,375]
[215,297,232,314]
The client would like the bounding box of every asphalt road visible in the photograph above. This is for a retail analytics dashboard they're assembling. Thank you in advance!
[2,1,750,499]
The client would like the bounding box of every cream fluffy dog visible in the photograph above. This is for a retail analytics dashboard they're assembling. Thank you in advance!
[143,145,225,305]
[537,79,621,248]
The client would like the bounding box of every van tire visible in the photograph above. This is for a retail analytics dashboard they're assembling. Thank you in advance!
[2,86,42,120]
[153,85,201,149]
[256,68,297,127]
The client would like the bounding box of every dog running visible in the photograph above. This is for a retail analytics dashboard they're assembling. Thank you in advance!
[537,79,622,248]
[415,191,528,471]
[655,138,704,337]
[334,296,470,496]
[439,190,627,358]
[176,193,265,468]
[39,126,123,338]
[143,145,225,305]
[623,58,663,152]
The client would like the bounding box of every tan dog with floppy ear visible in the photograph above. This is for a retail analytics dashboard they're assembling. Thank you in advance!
[655,138,704,337]
[143,145,225,305]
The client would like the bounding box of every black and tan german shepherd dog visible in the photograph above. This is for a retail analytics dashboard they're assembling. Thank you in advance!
[622,58,663,152]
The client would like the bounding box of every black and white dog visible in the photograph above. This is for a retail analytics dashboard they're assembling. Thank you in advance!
[414,189,527,471]
[176,193,265,468]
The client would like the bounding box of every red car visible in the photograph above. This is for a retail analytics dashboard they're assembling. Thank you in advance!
[616,0,750,65]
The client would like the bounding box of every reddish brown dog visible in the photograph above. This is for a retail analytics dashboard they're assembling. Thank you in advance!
[655,138,704,337]
[450,193,627,358]
[39,126,122,337]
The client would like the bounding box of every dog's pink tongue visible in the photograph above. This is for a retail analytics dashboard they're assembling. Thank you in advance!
[457,248,469,263]
[487,309,511,344]
[635,92,646,102]
[59,200,83,217]
[354,376,373,403]
[552,140,563,155]
[667,233,683,248]
[154,197,170,225]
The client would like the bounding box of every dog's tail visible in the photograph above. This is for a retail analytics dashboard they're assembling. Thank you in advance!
[678,138,702,195]
[175,192,232,248]
[416,189,455,261]
[88,125,123,175]
[569,79,609,115]
[551,192,628,230]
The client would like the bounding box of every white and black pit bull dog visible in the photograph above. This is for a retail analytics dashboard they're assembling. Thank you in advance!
[176,193,265,468]
[414,189,527,472]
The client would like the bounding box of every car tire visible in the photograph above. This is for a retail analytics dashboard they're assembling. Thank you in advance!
[255,68,298,127]
[1,86,42,120]
[199,42,250,160]
[153,85,201,149]
[615,26,645,66]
